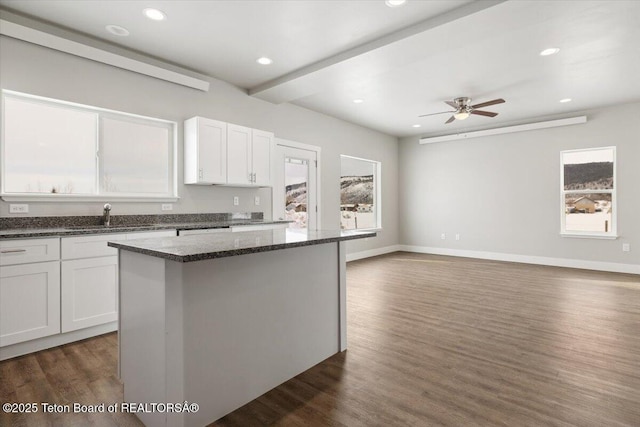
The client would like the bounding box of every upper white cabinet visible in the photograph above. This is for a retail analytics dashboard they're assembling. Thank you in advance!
[251,129,274,186]
[184,117,227,185]
[227,124,252,185]
[184,117,273,187]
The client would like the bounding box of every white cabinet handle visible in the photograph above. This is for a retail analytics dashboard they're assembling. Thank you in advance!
[199,168,203,179]
[253,173,257,183]
[1,249,27,253]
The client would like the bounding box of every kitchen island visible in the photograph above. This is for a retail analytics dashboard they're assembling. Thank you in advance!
[108,228,375,427]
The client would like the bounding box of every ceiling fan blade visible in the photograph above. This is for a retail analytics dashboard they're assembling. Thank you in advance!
[445,116,456,124]
[471,98,505,109]
[418,110,455,118]
[445,101,458,109]
[471,110,498,117]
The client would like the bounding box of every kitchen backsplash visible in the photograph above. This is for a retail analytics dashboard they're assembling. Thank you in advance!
[0,212,264,230]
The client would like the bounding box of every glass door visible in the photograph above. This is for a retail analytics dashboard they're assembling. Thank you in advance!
[273,142,318,231]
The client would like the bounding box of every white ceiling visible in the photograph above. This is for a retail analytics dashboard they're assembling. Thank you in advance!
[1,0,639,138]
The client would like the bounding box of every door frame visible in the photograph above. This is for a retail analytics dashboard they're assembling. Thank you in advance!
[273,138,322,230]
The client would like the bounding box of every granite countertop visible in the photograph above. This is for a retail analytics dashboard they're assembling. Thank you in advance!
[108,229,376,262]
[0,214,290,240]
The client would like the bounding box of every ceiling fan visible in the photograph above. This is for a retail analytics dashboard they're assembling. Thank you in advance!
[419,97,505,124]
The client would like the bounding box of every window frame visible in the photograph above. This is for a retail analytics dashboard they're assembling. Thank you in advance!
[339,154,382,231]
[560,146,617,239]
[1,90,178,202]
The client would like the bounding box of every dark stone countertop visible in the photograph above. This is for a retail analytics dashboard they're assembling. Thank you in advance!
[108,229,376,263]
[0,219,290,239]
[0,212,291,239]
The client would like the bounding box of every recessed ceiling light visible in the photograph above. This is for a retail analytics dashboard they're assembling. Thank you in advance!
[385,0,407,7]
[143,8,166,21]
[540,47,560,56]
[105,25,130,36]
[559,98,572,103]
[412,124,421,128]
[256,57,273,65]
[352,99,364,104]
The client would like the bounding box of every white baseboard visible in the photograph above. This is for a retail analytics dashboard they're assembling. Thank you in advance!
[399,245,640,275]
[346,245,403,262]
[0,322,117,361]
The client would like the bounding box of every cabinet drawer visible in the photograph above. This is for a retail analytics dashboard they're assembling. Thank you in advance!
[61,234,127,260]
[126,230,176,240]
[0,238,60,266]
[230,223,288,232]
[178,228,230,236]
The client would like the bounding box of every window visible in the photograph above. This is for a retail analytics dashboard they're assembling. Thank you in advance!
[560,147,616,238]
[1,91,177,201]
[340,155,381,230]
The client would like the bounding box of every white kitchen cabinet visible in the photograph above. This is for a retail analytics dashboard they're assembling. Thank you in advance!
[184,116,274,187]
[61,233,127,260]
[227,123,253,185]
[60,229,176,333]
[184,117,227,184]
[61,256,118,332]
[227,124,274,186]
[0,261,61,347]
[230,223,288,232]
[0,238,60,266]
[251,129,274,186]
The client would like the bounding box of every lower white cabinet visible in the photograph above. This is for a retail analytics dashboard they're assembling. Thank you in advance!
[0,261,60,347]
[0,230,176,357]
[61,256,118,333]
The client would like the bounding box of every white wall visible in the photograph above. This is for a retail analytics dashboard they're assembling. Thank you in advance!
[0,36,399,254]
[399,103,640,270]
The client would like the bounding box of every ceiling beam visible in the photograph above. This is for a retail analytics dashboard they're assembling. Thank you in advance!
[0,10,211,92]
[249,0,506,104]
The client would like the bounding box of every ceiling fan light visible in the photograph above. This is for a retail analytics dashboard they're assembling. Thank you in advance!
[453,111,470,120]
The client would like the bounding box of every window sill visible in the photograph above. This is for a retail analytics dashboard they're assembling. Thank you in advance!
[560,233,618,240]
[1,194,180,203]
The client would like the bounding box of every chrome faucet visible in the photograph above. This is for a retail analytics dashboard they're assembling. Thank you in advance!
[103,203,112,226]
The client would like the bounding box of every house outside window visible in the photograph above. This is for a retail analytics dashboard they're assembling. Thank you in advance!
[560,147,616,238]
[340,155,381,230]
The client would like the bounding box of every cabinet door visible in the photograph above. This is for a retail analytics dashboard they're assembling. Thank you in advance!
[184,117,227,184]
[198,118,227,184]
[0,261,61,347]
[227,123,252,185]
[251,129,274,186]
[61,256,118,333]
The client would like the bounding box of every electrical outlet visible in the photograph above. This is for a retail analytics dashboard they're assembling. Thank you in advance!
[233,196,239,206]
[622,243,630,252]
[441,233,446,240]
[254,196,260,206]
[161,204,173,211]
[455,234,460,241]
[9,204,29,213]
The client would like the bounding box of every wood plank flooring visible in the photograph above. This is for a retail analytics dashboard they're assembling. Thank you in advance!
[1,252,639,426]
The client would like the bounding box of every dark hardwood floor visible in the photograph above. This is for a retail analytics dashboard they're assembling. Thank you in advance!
[1,252,639,426]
